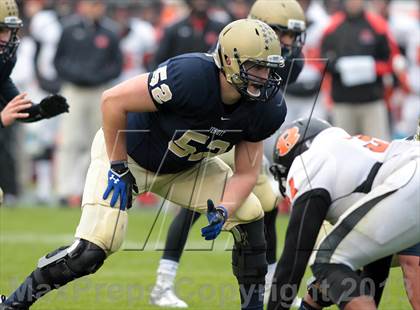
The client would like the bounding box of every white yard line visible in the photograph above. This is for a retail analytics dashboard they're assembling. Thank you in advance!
[0,233,235,251]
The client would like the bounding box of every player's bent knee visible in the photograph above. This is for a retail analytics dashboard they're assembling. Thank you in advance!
[36,239,106,286]
[253,174,279,213]
[232,193,264,224]
[311,262,369,309]
[231,218,267,284]
[399,254,420,265]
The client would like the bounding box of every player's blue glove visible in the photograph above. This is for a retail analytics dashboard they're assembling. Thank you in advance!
[201,199,228,240]
[103,161,138,211]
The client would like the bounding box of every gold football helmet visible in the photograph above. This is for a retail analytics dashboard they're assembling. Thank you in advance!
[249,0,306,59]
[0,0,23,63]
[213,19,284,103]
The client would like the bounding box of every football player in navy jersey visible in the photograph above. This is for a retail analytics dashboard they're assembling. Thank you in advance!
[0,0,68,129]
[0,0,68,205]
[149,1,307,307]
[1,19,286,310]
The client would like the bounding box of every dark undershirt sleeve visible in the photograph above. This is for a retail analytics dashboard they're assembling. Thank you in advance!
[268,189,331,310]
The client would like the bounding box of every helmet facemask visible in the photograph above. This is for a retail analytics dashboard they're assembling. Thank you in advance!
[0,15,22,63]
[0,27,19,62]
[271,20,306,60]
[269,163,288,197]
[236,56,284,103]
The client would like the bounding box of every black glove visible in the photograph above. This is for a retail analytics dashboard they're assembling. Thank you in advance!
[39,94,69,118]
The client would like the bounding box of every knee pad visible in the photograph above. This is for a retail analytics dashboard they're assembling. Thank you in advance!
[35,239,106,286]
[231,219,267,285]
[311,263,369,309]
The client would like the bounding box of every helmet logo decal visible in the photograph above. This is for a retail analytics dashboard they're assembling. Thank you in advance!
[288,19,305,32]
[5,16,19,24]
[276,126,300,156]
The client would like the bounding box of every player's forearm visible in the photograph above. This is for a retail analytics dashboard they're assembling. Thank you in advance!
[101,91,128,162]
[220,172,258,217]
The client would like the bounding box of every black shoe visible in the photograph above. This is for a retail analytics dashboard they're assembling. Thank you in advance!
[0,296,28,310]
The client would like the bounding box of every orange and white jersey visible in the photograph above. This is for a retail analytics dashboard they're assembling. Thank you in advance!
[286,127,389,224]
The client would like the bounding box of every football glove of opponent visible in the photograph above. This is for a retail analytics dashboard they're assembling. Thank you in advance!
[201,199,228,240]
[39,94,69,118]
[103,161,139,211]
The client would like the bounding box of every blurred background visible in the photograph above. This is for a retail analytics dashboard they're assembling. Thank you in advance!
[0,0,419,207]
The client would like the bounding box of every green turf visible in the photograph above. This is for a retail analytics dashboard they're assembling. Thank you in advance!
[0,207,409,309]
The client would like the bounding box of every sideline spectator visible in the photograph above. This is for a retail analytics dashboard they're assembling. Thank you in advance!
[1,0,68,204]
[54,0,122,206]
[320,0,399,140]
[282,0,330,123]
[112,2,157,82]
[152,0,224,67]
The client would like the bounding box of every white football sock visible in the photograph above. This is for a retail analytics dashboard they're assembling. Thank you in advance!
[156,259,179,289]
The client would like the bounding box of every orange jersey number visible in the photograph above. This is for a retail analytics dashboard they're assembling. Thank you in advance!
[354,135,389,153]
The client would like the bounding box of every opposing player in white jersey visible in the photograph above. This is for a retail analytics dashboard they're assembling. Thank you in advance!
[267,118,420,310]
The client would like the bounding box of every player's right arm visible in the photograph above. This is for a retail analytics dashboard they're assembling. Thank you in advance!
[101,73,158,210]
[1,75,69,128]
[101,73,157,162]
[268,190,331,310]
[0,75,30,128]
[268,150,336,309]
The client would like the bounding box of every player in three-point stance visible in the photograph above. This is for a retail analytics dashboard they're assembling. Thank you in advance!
[267,118,420,310]
[0,19,287,310]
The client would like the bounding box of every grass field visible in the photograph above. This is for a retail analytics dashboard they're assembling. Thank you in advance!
[0,206,410,309]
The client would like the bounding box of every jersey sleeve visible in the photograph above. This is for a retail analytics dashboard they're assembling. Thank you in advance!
[244,92,287,142]
[147,57,210,114]
[286,149,337,204]
[0,76,19,110]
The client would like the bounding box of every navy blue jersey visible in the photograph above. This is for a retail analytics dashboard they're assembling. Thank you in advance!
[0,55,19,111]
[126,53,287,173]
[280,51,304,86]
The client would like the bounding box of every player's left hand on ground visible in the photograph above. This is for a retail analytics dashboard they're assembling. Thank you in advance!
[201,199,228,240]
[39,94,69,118]
[103,162,139,211]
